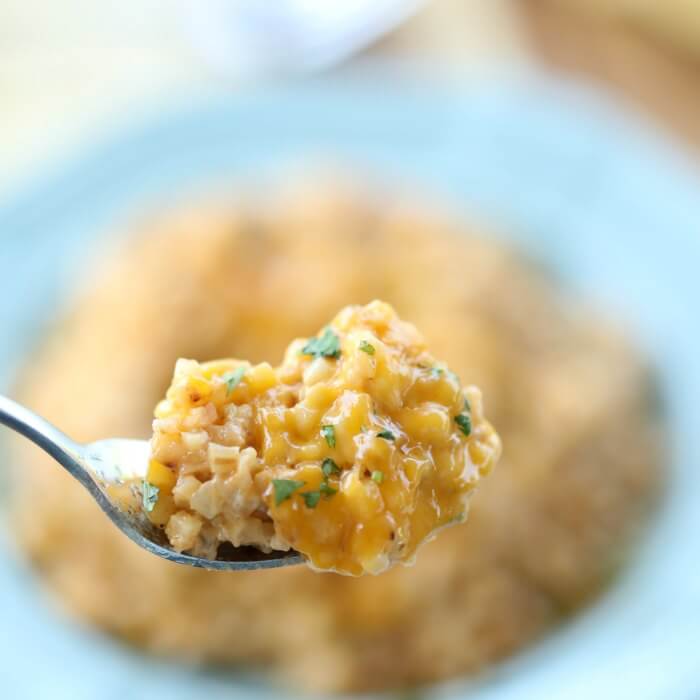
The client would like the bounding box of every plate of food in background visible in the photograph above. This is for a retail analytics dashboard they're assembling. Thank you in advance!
[0,73,698,699]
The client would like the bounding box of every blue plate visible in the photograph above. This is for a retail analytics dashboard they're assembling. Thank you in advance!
[1,73,700,699]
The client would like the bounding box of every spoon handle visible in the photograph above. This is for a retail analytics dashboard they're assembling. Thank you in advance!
[0,394,83,474]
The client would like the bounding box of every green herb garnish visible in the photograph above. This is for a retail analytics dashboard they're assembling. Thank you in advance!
[359,340,375,355]
[322,457,341,478]
[222,366,246,396]
[463,397,471,412]
[302,490,321,508]
[321,425,336,448]
[142,481,159,512]
[454,413,472,437]
[377,430,395,441]
[431,367,444,378]
[272,479,305,505]
[301,327,341,359]
[319,481,338,497]
[371,470,384,484]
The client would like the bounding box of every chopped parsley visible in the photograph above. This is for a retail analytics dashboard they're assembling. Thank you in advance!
[301,327,341,359]
[463,397,471,412]
[303,478,338,507]
[321,424,336,448]
[222,366,246,396]
[322,457,341,478]
[377,430,395,441]
[302,490,322,508]
[454,413,472,437]
[371,470,384,484]
[317,457,340,501]
[359,340,375,355]
[319,481,338,497]
[431,367,444,378]
[272,479,305,505]
[142,481,159,512]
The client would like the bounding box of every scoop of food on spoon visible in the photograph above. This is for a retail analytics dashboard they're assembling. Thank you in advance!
[0,399,292,570]
[0,301,500,575]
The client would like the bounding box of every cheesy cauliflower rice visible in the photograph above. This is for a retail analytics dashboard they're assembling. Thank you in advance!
[10,180,662,692]
[147,301,500,575]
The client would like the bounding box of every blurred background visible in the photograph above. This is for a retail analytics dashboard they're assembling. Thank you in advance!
[3,1,700,699]
[4,0,700,193]
[0,0,526,193]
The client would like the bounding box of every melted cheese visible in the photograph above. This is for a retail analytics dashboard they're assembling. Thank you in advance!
[148,301,501,575]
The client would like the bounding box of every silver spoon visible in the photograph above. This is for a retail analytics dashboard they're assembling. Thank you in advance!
[0,394,303,571]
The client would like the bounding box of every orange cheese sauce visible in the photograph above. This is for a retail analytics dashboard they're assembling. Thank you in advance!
[148,301,501,575]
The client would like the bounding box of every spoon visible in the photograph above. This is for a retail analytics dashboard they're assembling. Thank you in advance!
[0,394,303,571]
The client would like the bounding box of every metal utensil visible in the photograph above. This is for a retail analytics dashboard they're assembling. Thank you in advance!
[0,394,302,571]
